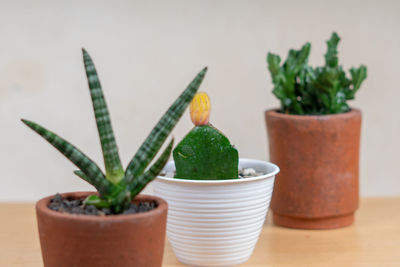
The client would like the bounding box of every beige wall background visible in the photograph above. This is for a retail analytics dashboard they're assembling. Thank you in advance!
[1,0,399,201]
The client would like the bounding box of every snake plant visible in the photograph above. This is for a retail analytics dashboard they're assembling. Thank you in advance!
[22,49,207,213]
[267,32,367,115]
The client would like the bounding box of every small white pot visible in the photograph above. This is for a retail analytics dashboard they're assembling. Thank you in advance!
[153,158,279,267]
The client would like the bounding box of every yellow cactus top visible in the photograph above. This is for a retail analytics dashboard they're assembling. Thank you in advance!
[190,92,210,126]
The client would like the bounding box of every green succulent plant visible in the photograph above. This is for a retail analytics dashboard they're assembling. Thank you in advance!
[173,92,239,180]
[22,49,207,213]
[173,125,239,180]
[267,32,367,115]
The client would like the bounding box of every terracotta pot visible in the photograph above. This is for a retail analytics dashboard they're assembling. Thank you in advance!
[265,109,361,229]
[36,192,168,267]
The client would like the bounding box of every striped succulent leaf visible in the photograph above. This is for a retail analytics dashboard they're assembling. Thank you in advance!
[129,138,174,196]
[73,170,91,183]
[83,194,110,208]
[82,49,124,184]
[21,119,114,196]
[124,67,207,184]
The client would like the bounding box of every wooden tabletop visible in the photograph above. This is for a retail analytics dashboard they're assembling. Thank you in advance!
[1,198,399,266]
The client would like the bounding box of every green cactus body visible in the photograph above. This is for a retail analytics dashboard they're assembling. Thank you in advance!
[173,124,239,180]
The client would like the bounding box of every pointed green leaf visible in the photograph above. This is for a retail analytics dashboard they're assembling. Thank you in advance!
[21,119,113,196]
[129,138,174,197]
[73,170,91,183]
[82,49,124,184]
[124,67,207,184]
[325,32,340,68]
[83,194,110,208]
[267,53,281,81]
[349,65,367,94]
[294,43,311,73]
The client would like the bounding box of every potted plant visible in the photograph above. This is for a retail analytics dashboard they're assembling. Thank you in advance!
[265,32,367,229]
[153,92,280,266]
[21,49,207,267]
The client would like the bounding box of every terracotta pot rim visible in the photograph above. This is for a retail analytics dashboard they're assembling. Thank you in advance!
[156,158,279,185]
[265,107,361,120]
[36,191,168,222]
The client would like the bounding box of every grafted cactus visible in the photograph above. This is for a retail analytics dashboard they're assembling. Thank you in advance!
[173,92,238,180]
[22,49,207,213]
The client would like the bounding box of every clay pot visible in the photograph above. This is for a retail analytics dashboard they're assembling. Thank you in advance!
[265,109,361,229]
[36,192,168,267]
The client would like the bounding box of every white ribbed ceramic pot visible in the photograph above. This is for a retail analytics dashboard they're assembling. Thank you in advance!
[153,158,279,267]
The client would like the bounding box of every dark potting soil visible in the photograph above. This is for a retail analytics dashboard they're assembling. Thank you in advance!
[48,193,157,216]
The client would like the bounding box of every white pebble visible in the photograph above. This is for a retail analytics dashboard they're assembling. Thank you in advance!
[242,168,256,176]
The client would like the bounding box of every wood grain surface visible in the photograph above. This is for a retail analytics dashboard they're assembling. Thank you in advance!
[1,198,399,266]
